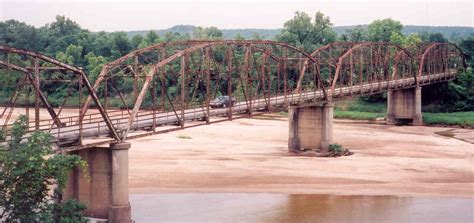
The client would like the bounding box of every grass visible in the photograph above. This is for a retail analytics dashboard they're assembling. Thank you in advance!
[423,112,474,128]
[279,111,289,117]
[335,99,386,113]
[334,98,474,127]
[334,110,385,120]
[334,99,386,120]
[177,135,192,139]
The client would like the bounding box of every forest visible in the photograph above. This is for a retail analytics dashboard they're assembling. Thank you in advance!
[0,12,472,125]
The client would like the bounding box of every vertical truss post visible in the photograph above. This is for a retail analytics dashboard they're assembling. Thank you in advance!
[133,55,139,101]
[382,46,389,91]
[160,49,166,111]
[349,53,353,96]
[276,61,281,96]
[26,79,30,125]
[329,47,333,84]
[428,50,432,83]
[283,48,288,106]
[226,45,233,120]
[359,50,363,94]
[266,53,272,112]
[180,53,187,128]
[386,48,392,90]
[317,52,321,91]
[78,75,83,144]
[151,76,157,131]
[205,47,211,124]
[104,77,108,111]
[259,53,268,110]
[34,58,40,130]
[369,46,374,93]
[245,45,253,115]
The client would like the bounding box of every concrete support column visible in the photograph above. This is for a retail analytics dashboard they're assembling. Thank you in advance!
[320,102,334,152]
[413,87,422,126]
[108,142,132,223]
[288,101,333,153]
[387,87,422,125]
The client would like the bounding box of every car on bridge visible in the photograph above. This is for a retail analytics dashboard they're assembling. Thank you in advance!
[210,95,236,108]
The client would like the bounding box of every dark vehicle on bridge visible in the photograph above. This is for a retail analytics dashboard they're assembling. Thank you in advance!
[210,96,236,108]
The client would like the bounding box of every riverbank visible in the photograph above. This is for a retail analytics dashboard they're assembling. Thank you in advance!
[128,114,474,198]
[333,99,474,128]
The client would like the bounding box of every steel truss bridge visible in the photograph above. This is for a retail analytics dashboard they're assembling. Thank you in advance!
[0,40,466,151]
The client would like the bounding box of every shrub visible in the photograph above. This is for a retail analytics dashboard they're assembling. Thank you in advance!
[0,115,88,222]
[329,143,344,153]
[327,143,353,157]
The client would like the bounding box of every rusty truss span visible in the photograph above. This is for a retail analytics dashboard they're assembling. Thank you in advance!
[0,41,466,150]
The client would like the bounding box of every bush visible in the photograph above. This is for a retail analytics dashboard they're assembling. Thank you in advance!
[329,143,344,153]
[327,143,353,157]
[0,115,88,222]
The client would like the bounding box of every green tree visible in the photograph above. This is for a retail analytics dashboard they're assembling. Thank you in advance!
[234,33,246,41]
[277,11,336,51]
[142,30,161,46]
[110,32,133,58]
[0,116,88,222]
[251,32,264,40]
[163,32,189,42]
[131,34,144,49]
[192,26,223,40]
[56,44,84,66]
[39,15,86,55]
[389,32,422,47]
[403,33,422,47]
[91,31,114,58]
[85,52,107,82]
[341,25,367,42]
[367,18,403,42]
[0,20,40,50]
[420,32,448,43]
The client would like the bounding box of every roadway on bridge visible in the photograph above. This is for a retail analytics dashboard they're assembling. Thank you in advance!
[45,71,454,150]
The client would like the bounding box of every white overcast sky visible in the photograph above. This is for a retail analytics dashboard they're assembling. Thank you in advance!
[0,0,472,31]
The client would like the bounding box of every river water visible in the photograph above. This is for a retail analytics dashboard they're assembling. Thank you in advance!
[130,193,473,222]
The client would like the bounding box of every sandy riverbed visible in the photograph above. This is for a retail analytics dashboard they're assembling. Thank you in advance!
[127,114,474,198]
[2,107,473,197]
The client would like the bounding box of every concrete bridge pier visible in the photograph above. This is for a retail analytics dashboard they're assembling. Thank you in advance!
[64,142,132,223]
[109,142,132,223]
[386,87,422,125]
[288,101,333,153]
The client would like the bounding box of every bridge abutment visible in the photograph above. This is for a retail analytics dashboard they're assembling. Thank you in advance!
[387,87,422,125]
[64,142,132,223]
[288,101,333,153]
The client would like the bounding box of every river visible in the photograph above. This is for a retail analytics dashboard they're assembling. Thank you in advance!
[130,193,473,222]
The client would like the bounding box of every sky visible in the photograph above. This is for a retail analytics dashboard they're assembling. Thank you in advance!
[0,0,472,31]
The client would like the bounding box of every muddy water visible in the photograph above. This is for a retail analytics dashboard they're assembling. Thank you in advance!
[130,193,473,223]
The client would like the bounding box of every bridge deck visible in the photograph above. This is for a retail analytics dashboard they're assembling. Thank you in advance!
[1,71,456,151]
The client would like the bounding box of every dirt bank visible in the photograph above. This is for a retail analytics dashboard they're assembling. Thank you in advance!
[128,114,474,198]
